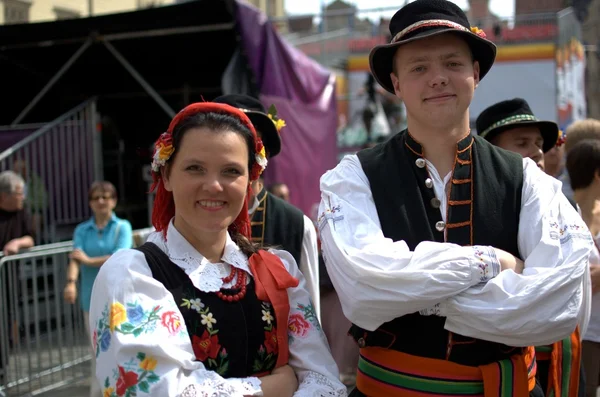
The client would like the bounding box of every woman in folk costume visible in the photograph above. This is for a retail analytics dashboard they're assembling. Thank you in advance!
[318,0,592,396]
[476,98,590,397]
[89,102,347,396]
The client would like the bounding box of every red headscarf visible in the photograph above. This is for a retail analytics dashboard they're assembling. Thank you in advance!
[150,102,266,238]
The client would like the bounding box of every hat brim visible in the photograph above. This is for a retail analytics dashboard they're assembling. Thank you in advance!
[483,120,559,153]
[245,111,281,157]
[369,28,497,94]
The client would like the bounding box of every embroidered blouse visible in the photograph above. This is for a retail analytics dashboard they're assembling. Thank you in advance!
[319,155,592,347]
[89,221,346,397]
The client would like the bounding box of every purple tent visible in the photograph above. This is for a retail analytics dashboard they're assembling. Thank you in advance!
[236,1,338,216]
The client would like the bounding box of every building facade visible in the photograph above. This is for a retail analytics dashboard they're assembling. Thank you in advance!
[515,0,566,14]
[0,0,178,24]
[0,0,284,25]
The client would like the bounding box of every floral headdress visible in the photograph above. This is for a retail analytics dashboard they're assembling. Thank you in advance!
[556,129,566,147]
[150,102,268,239]
[266,104,286,133]
[470,26,486,39]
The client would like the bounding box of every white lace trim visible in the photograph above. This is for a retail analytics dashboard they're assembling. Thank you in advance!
[297,371,348,397]
[179,374,262,396]
[146,222,254,293]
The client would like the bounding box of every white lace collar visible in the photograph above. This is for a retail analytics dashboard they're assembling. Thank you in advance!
[146,220,252,292]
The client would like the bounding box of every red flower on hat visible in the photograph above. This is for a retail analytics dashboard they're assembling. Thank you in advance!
[470,26,486,39]
[556,130,566,147]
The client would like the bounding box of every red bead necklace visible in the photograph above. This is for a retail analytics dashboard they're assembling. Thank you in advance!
[216,266,247,302]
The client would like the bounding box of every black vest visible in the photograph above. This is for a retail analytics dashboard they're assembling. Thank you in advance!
[354,130,524,367]
[136,243,279,377]
[251,188,304,265]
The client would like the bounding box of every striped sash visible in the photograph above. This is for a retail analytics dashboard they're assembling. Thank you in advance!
[534,328,581,397]
[356,346,537,397]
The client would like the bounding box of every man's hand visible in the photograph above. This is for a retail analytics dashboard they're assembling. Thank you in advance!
[69,249,90,265]
[493,248,525,274]
[3,239,21,256]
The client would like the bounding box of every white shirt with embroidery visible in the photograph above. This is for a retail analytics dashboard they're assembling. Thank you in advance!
[89,221,346,397]
[319,154,592,347]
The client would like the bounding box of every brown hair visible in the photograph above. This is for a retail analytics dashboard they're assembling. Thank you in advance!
[88,181,117,201]
[565,119,600,153]
[566,139,600,190]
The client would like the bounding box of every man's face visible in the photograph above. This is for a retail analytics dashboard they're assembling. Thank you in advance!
[0,184,25,211]
[390,33,480,129]
[491,126,545,170]
[272,184,290,202]
[544,144,565,177]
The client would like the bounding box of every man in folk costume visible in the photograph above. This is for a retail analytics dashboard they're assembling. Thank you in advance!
[477,98,591,397]
[214,94,321,319]
[318,1,592,396]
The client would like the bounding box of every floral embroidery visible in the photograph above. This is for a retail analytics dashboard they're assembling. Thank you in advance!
[110,303,127,331]
[262,309,274,325]
[180,298,205,313]
[288,313,311,340]
[252,302,278,373]
[139,356,158,371]
[264,328,278,354]
[318,205,341,223]
[318,205,344,230]
[99,328,111,353]
[182,298,230,375]
[201,312,217,329]
[549,221,592,243]
[261,301,274,325]
[473,247,490,282]
[252,344,277,374]
[115,304,162,336]
[288,302,322,345]
[96,302,177,358]
[296,302,321,330]
[191,326,229,375]
[102,353,161,396]
[161,311,183,335]
[419,303,442,316]
[192,330,222,361]
[472,246,500,283]
[127,304,145,325]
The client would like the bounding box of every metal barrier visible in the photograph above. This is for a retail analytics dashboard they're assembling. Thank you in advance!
[0,98,102,246]
[0,227,155,396]
[0,244,91,397]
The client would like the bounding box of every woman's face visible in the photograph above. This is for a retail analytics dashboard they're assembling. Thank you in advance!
[89,189,117,217]
[162,127,249,239]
